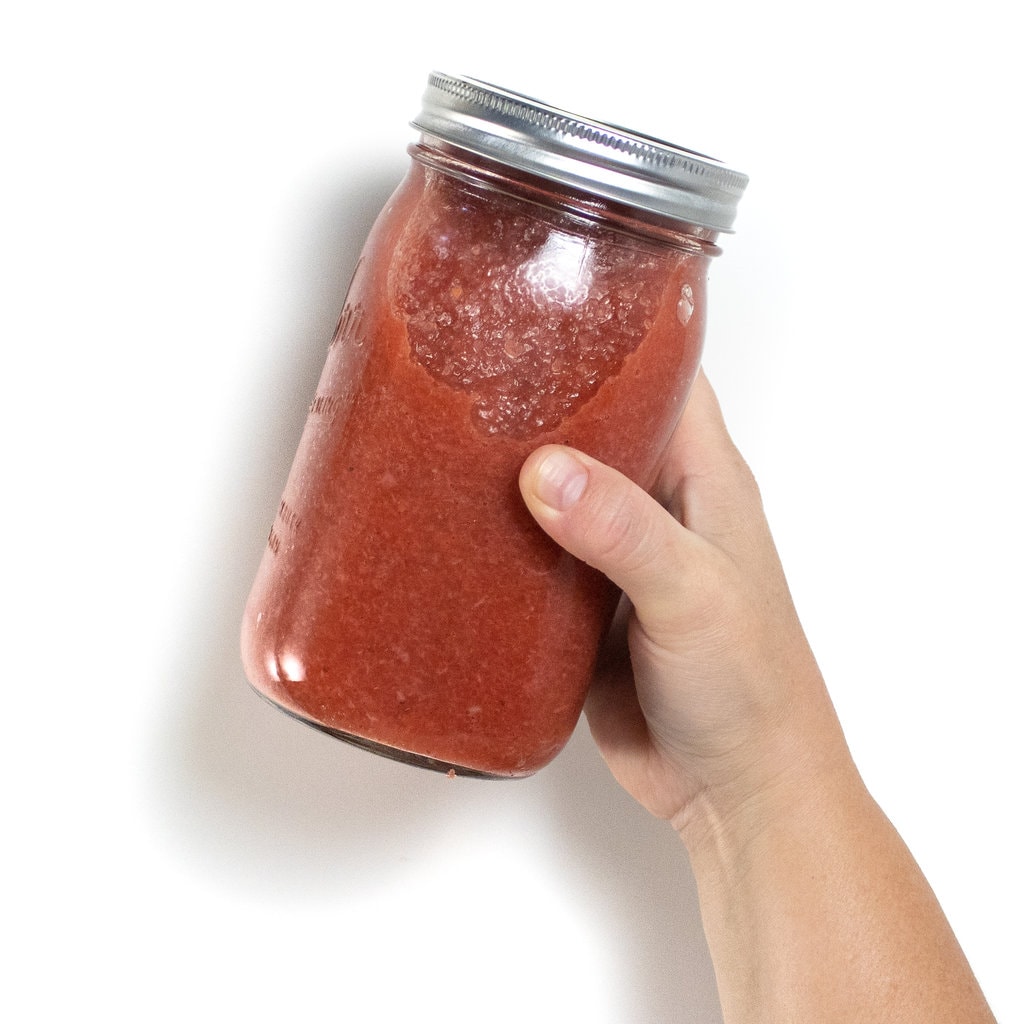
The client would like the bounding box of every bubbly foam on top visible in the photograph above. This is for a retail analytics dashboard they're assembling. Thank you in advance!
[391,172,671,438]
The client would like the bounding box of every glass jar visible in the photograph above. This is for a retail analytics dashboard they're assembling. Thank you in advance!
[241,73,747,777]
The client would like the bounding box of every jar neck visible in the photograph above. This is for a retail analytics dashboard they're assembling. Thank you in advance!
[410,137,722,258]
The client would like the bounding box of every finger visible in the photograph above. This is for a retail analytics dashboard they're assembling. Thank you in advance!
[519,444,705,635]
[656,370,767,553]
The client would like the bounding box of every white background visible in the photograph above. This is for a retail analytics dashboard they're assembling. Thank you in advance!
[2,2,1020,1021]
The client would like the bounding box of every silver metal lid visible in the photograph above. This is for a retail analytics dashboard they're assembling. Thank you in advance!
[411,72,748,233]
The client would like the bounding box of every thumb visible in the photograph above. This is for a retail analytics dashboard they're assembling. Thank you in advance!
[519,446,700,636]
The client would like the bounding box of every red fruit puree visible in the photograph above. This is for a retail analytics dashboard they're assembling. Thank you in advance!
[241,153,711,776]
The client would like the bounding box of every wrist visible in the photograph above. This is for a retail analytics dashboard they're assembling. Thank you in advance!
[671,702,861,863]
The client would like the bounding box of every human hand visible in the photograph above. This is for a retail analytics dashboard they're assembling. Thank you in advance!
[519,371,852,835]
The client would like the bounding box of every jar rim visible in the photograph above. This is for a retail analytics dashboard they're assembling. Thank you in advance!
[410,72,748,234]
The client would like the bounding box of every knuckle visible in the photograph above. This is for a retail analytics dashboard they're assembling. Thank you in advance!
[582,486,657,576]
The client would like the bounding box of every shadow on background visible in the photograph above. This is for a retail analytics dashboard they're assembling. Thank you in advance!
[544,730,723,1023]
[148,161,721,1021]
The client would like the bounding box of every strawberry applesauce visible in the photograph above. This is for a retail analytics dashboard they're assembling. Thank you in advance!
[241,100,740,776]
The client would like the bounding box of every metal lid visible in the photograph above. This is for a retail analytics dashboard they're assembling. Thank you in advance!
[411,72,748,233]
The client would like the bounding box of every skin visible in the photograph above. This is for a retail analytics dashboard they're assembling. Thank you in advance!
[519,371,995,1024]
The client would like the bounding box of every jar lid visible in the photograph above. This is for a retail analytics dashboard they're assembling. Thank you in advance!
[411,72,749,233]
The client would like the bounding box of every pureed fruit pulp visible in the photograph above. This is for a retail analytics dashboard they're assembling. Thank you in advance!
[241,146,714,777]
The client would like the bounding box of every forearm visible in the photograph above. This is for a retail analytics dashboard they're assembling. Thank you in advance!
[678,745,995,1024]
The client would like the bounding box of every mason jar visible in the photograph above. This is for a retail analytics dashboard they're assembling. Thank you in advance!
[241,72,747,777]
